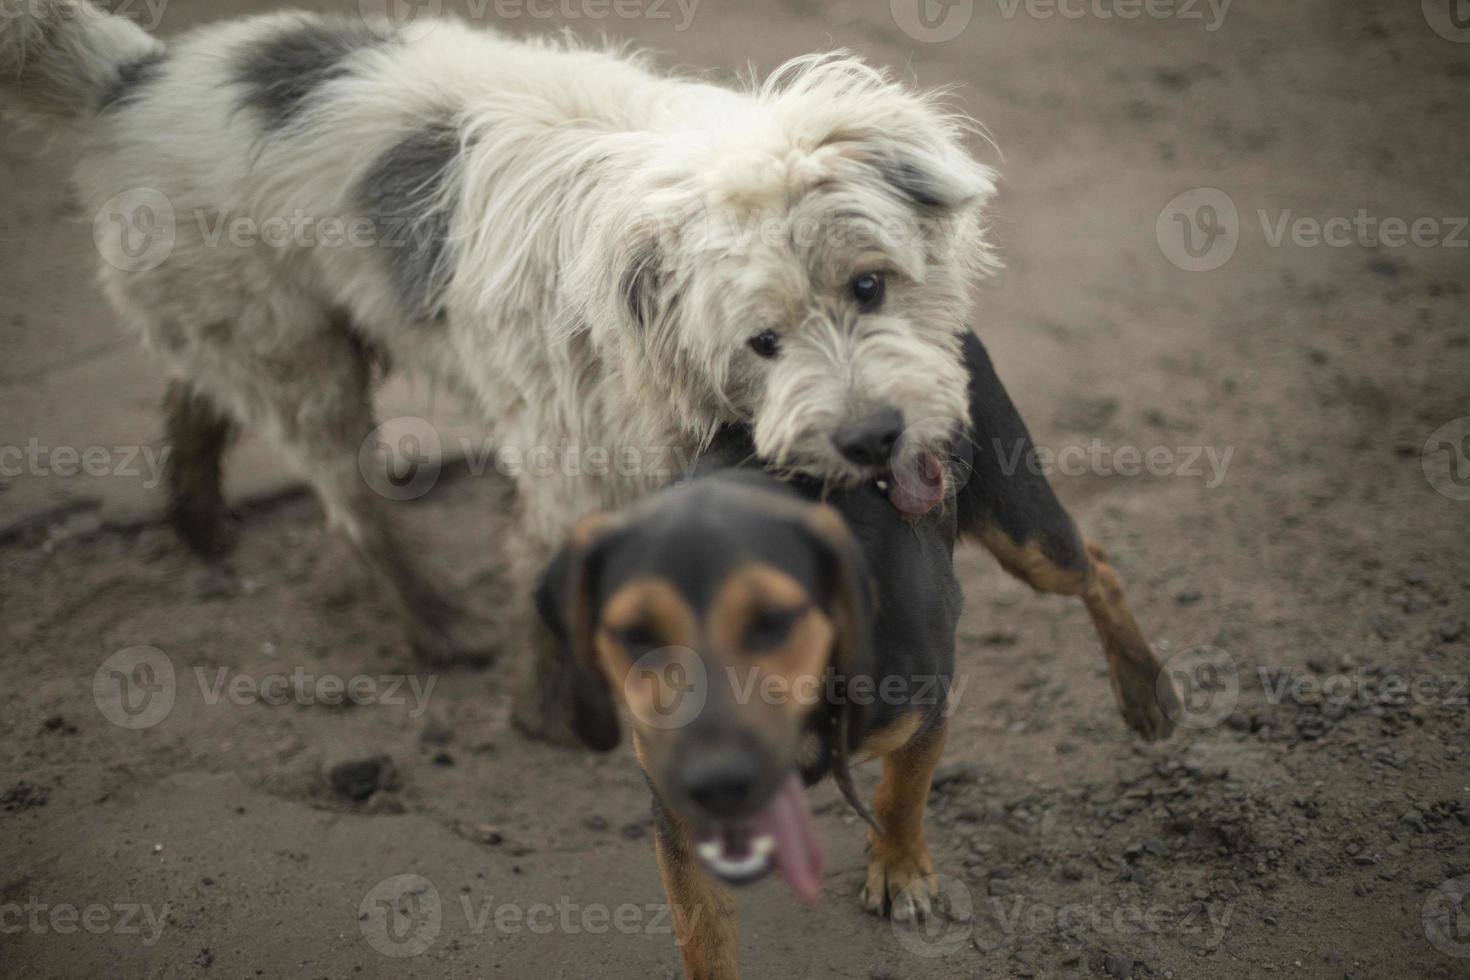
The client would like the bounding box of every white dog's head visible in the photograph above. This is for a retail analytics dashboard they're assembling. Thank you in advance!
[586,54,997,516]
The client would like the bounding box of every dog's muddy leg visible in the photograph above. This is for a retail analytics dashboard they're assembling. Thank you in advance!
[190,327,493,667]
[164,379,238,561]
[861,719,945,921]
[651,795,739,980]
[953,331,1178,739]
[509,618,585,747]
[338,479,496,669]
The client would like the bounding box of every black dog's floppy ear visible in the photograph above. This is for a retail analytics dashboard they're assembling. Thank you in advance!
[802,503,874,684]
[535,513,623,752]
[800,502,880,831]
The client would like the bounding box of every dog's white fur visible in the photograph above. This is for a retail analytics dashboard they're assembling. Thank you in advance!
[2,1,996,669]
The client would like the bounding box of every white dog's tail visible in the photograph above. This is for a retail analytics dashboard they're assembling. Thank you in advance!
[0,0,161,125]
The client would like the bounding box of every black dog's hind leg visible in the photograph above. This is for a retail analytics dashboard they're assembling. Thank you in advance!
[953,331,1180,740]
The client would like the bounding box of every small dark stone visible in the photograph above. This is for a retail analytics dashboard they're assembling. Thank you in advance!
[932,762,981,789]
[1369,614,1403,641]
[1437,621,1465,643]
[190,565,237,600]
[1176,589,1203,606]
[431,751,454,766]
[621,822,646,841]
[868,968,892,980]
[1366,257,1401,279]
[1,781,48,812]
[584,815,610,832]
[419,718,454,745]
[328,755,397,801]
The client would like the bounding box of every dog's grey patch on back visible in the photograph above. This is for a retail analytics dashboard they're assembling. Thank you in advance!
[97,48,167,113]
[235,18,387,131]
[357,124,462,321]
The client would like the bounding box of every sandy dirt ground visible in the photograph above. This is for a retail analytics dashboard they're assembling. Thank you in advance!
[3,1,1469,978]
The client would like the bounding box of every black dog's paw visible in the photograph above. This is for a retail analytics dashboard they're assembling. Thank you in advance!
[862,840,937,922]
[1110,647,1179,742]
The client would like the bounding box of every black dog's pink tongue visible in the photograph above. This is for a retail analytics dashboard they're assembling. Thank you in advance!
[751,773,824,907]
[887,449,946,517]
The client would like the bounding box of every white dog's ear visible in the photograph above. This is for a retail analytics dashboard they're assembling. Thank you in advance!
[880,141,997,212]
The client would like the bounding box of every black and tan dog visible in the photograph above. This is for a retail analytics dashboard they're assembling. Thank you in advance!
[537,332,1179,979]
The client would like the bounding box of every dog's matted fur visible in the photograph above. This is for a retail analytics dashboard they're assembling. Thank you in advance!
[3,1,998,735]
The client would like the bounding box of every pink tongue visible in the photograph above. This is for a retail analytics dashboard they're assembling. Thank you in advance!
[887,450,946,517]
[751,773,824,907]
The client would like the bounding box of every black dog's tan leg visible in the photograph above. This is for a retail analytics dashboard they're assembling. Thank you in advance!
[164,380,238,561]
[977,530,1179,740]
[861,719,946,922]
[652,799,739,980]
[954,331,1178,739]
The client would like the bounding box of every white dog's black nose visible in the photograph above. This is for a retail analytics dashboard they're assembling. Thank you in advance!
[833,408,904,467]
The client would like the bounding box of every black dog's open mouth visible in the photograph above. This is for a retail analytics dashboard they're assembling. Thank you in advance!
[692,773,824,906]
[875,449,947,518]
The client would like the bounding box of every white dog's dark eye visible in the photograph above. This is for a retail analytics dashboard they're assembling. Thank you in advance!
[748,331,780,358]
[851,272,885,310]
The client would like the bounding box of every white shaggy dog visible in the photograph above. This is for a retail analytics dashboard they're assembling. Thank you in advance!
[1,1,997,738]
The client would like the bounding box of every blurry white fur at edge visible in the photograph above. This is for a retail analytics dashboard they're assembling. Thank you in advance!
[0,0,997,686]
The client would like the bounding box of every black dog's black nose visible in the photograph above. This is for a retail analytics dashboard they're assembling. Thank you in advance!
[681,748,760,816]
[833,408,904,467]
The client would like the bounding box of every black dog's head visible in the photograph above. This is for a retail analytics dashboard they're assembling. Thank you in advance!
[537,471,872,899]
